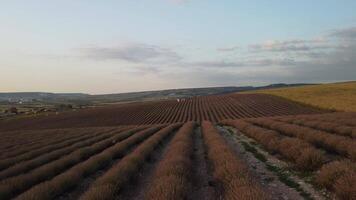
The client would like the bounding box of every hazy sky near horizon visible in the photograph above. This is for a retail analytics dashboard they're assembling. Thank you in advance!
[1,0,356,94]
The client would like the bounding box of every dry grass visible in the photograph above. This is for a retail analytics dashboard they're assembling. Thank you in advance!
[201,121,268,199]
[79,123,181,200]
[145,122,195,200]
[316,160,356,200]
[316,160,353,188]
[334,171,356,200]
[246,81,356,112]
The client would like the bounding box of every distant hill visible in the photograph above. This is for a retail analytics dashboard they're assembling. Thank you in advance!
[0,92,89,101]
[0,83,313,104]
[245,81,356,112]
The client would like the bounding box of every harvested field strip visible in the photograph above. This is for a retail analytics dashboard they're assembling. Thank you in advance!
[0,126,149,200]
[0,127,129,180]
[201,121,267,199]
[13,125,168,200]
[0,128,108,160]
[0,129,111,171]
[222,120,325,171]
[145,122,195,200]
[276,117,356,138]
[315,160,356,200]
[79,123,181,200]
[247,118,356,160]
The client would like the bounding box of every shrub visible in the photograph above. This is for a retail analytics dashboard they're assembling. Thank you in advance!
[296,148,325,171]
[316,160,353,189]
[334,171,356,200]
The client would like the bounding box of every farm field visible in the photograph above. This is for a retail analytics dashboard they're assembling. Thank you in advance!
[248,81,356,112]
[2,1,356,199]
[0,93,355,200]
[0,94,323,132]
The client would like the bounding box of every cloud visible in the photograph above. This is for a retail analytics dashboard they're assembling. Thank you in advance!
[329,27,356,40]
[80,43,181,64]
[188,26,356,84]
[191,58,297,68]
[249,39,332,53]
[192,61,244,68]
[77,25,356,86]
[168,0,189,5]
[216,46,239,52]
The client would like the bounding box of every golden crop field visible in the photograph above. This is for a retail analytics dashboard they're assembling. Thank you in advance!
[246,82,356,112]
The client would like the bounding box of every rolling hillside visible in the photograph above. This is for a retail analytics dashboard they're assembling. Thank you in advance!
[247,81,356,112]
[0,94,323,131]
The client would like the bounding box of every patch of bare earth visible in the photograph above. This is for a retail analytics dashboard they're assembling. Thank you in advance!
[188,127,216,200]
[217,125,326,200]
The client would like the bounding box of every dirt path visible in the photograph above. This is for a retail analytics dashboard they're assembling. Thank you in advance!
[115,130,177,200]
[217,125,326,200]
[189,127,216,200]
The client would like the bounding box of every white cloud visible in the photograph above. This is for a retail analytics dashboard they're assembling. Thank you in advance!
[59,26,356,90]
[191,58,297,68]
[80,43,181,64]
[329,27,356,40]
[249,39,332,52]
[216,46,239,52]
[168,0,189,5]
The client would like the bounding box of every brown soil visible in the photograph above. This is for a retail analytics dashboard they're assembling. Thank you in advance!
[188,127,216,200]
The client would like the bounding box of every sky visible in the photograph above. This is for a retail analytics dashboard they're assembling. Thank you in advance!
[1,0,356,94]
